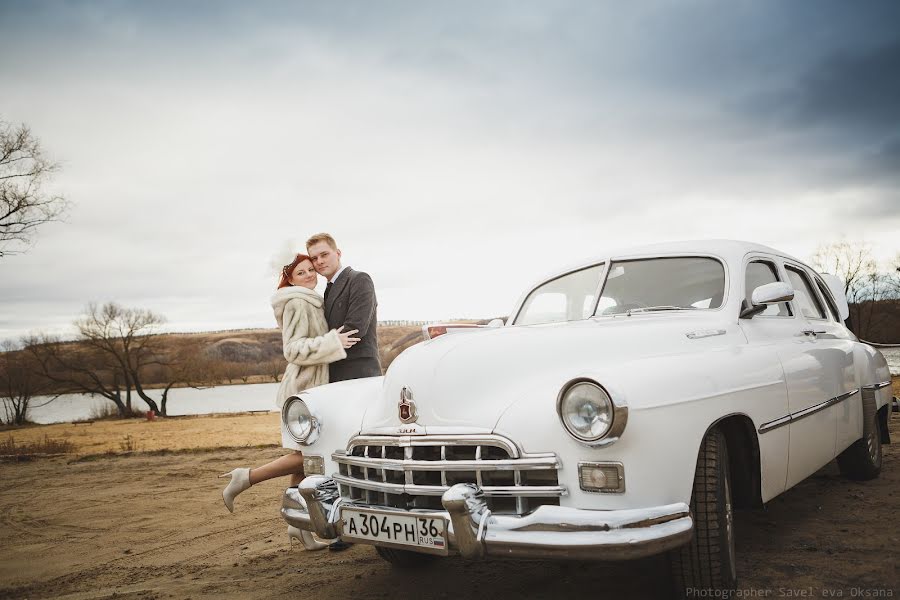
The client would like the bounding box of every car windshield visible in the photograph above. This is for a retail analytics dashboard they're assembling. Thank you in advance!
[597,257,726,315]
[514,264,605,326]
[513,256,727,325]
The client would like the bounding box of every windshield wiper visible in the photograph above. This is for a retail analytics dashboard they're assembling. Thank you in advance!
[626,305,701,315]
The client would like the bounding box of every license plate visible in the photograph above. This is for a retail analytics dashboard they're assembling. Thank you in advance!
[341,508,448,554]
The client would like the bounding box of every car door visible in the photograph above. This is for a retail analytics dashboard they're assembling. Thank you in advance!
[780,262,845,488]
[737,256,797,496]
[809,271,861,455]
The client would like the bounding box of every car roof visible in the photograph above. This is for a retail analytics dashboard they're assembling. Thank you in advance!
[529,239,816,290]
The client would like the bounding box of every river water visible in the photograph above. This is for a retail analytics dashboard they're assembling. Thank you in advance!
[25,382,281,424]
[879,347,900,379]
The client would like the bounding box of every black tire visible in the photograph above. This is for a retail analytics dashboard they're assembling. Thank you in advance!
[375,546,439,568]
[837,411,882,481]
[669,427,737,598]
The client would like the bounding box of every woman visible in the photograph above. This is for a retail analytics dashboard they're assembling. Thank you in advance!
[219,253,359,514]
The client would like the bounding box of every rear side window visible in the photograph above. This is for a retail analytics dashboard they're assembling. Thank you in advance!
[785,266,826,320]
[745,261,791,317]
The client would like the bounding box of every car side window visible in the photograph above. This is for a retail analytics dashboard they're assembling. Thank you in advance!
[814,278,840,322]
[745,261,791,316]
[785,266,826,320]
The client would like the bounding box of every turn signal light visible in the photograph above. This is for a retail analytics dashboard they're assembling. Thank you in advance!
[578,462,625,493]
[303,455,325,475]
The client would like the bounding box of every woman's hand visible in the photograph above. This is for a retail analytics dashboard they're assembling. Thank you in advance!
[336,326,361,348]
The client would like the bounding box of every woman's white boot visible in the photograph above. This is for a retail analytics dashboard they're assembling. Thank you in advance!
[219,468,251,513]
[288,525,329,551]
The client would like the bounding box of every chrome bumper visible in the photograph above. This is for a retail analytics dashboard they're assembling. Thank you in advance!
[282,476,693,560]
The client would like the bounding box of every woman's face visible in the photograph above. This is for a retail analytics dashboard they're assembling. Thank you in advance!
[289,259,318,289]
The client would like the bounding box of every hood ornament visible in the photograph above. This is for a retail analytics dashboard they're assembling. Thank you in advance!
[399,386,418,424]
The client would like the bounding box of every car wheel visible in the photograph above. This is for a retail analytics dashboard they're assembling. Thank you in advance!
[375,546,439,568]
[669,427,737,597]
[837,409,883,481]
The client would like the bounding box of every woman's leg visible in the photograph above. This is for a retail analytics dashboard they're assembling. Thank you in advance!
[249,451,305,485]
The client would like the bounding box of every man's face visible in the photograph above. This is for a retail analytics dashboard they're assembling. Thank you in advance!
[307,241,341,279]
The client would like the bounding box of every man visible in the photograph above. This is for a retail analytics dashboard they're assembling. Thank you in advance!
[306,233,382,382]
[305,233,379,552]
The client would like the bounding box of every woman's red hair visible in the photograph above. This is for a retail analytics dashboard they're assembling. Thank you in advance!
[278,254,314,289]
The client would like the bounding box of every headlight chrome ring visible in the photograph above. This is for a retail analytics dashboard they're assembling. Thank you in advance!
[556,379,628,447]
[282,396,320,445]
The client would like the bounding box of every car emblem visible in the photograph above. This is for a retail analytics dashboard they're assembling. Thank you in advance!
[399,386,418,424]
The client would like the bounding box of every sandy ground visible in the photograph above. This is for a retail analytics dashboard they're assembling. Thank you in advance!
[1,411,898,598]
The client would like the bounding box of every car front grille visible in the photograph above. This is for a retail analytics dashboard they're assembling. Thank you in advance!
[332,434,565,515]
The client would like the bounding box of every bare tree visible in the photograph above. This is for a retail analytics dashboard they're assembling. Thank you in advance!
[0,120,70,258]
[0,339,58,425]
[812,240,877,304]
[24,333,133,416]
[74,302,169,415]
[813,241,900,339]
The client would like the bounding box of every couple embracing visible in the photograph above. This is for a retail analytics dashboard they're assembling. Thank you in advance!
[220,233,379,549]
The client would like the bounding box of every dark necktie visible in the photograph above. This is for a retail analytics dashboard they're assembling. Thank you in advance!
[325,281,333,301]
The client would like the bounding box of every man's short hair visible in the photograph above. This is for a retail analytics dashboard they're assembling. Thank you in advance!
[306,233,338,251]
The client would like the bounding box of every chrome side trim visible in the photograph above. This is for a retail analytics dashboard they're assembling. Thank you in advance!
[862,381,892,391]
[757,415,791,434]
[758,389,860,434]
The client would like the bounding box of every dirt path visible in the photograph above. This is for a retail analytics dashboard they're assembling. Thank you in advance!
[1,422,898,599]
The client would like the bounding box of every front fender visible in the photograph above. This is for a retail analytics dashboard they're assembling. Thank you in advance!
[281,377,385,476]
[493,345,788,509]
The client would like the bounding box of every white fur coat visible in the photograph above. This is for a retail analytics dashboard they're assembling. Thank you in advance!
[271,286,346,408]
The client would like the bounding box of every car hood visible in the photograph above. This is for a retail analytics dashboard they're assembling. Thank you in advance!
[360,314,740,434]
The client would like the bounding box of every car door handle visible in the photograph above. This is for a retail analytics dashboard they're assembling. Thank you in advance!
[801,330,826,337]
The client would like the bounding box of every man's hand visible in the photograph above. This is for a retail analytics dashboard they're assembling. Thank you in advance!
[336,325,361,348]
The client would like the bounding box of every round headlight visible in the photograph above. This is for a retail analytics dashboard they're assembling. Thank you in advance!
[283,397,318,444]
[558,381,614,442]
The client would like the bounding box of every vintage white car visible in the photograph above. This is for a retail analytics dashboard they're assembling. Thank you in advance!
[278,240,894,595]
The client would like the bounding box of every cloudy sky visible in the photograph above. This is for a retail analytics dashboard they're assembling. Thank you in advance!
[1,0,899,341]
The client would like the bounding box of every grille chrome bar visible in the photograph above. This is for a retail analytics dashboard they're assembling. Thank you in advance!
[333,455,560,472]
[347,434,520,457]
[332,473,567,497]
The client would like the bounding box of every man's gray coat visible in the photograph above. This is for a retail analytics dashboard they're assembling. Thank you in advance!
[324,267,382,380]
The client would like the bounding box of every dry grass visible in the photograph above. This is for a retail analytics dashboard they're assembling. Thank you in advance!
[83,403,146,421]
[118,434,139,452]
[2,411,281,456]
[0,434,75,457]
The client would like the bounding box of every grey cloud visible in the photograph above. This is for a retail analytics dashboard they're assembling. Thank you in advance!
[3,0,900,341]
[869,136,900,177]
[783,40,900,133]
